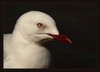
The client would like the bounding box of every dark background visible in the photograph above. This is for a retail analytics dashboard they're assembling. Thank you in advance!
[2,1,96,68]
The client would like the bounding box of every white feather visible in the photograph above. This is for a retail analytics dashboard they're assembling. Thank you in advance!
[3,11,59,68]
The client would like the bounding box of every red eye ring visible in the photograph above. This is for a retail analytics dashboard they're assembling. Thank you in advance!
[37,23,43,28]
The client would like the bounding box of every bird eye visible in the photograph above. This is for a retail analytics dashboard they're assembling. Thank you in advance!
[37,23,44,28]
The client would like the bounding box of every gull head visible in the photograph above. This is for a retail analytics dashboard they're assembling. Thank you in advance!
[14,11,72,45]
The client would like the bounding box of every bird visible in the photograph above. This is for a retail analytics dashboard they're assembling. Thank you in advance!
[3,11,72,69]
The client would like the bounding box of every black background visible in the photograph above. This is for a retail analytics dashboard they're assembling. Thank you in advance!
[2,1,97,69]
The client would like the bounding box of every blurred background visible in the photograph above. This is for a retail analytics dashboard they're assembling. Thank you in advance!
[2,1,96,68]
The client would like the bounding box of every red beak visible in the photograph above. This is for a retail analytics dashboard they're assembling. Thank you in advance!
[47,33,72,46]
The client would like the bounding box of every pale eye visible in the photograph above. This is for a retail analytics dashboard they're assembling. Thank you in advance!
[37,23,44,28]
